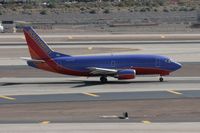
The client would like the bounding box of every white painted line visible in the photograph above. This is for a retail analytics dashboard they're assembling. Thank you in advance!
[100,115,118,118]
[167,90,182,95]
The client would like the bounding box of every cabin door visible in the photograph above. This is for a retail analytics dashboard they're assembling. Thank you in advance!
[111,60,116,68]
[155,58,160,67]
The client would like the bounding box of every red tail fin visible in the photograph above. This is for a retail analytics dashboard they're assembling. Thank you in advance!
[23,26,53,60]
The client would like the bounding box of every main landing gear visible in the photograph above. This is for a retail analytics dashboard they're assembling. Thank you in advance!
[159,76,164,82]
[100,76,108,83]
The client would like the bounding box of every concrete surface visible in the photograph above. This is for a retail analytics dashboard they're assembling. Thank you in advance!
[1,42,200,66]
[0,77,199,96]
[1,34,200,43]
[0,123,200,133]
[0,99,200,123]
[0,89,199,104]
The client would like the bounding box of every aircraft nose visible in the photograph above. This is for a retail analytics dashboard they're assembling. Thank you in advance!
[174,62,182,70]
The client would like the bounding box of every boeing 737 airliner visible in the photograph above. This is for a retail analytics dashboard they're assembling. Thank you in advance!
[22,27,182,83]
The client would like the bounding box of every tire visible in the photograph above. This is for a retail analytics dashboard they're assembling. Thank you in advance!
[100,76,107,83]
[159,77,164,82]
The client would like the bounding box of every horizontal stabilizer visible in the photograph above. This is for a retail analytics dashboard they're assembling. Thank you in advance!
[21,57,45,63]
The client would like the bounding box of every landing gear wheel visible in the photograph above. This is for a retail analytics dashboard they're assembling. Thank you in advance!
[100,76,108,83]
[159,77,164,82]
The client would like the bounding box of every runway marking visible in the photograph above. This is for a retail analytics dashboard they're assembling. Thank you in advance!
[0,95,16,101]
[167,90,182,95]
[82,92,99,97]
[88,47,93,50]
[161,35,165,39]
[100,115,118,118]
[68,36,73,39]
[142,120,151,124]
[40,121,50,124]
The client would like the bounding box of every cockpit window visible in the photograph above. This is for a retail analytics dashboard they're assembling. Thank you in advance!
[165,59,171,63]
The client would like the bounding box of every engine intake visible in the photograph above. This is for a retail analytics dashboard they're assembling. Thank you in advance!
[117,69,136,80]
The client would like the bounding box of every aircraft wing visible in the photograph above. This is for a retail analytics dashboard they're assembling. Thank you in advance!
[87,67,117,75]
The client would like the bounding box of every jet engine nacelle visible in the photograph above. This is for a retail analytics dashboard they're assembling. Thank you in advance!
[117,69,136,80]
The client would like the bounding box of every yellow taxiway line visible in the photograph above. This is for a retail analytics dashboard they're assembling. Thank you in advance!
[40,121,50,124]
[142,120,151,124]
[0,95,16,100]
[82,92,99,97]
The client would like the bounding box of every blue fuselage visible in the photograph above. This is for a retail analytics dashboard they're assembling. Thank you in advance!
[51,54,181,76]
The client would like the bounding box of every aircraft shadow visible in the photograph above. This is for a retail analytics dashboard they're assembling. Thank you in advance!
[71,80,162,88]
[0,80,161,88]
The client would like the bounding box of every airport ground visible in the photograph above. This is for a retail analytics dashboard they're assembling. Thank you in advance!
[0,10,199,34]
[0,34,200,132]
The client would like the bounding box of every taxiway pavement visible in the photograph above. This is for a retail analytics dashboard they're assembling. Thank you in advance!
[0,89,199,104]
[0,42,200,66]
[1,123,200,133]
[0,77,199,96]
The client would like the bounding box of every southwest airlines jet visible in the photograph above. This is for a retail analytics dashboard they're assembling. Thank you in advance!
[23,27,182,83]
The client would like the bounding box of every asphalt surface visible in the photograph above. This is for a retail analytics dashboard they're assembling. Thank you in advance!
[0,76,200,95]
[0,98,200,123]
[0,90,199,104]
[1,123,200,133]
[0,75,199,123]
